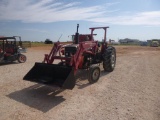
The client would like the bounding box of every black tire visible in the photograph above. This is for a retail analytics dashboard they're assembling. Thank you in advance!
[18,54,27,63]
[88,66,100,84]
[103,46,116,72]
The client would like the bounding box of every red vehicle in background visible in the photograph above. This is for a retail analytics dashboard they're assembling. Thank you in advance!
[0,36,26,63]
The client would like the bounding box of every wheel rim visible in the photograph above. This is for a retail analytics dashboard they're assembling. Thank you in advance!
[111,52,115,68]
[20,55,26,62]
[92,68,100,81]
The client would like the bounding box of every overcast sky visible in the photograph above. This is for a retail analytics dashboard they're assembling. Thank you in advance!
[0,0,160,41]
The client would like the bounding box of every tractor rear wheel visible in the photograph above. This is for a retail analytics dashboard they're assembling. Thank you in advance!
[103,46,116,72]
[88,66,100,84]
[18,54,27,63]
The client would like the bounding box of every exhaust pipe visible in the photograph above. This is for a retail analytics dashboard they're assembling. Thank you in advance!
[75,24,79,44]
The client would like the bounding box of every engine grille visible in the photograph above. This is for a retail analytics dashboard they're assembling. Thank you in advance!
[65,46,77,57]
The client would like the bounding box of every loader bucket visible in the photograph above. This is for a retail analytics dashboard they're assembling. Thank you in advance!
[23,63,76,89]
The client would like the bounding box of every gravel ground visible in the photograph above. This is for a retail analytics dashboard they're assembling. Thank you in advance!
[0,46,160,120]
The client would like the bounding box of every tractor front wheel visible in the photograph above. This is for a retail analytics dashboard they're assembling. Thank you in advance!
[103,46,116,72]
[88,66,100,84]
[18,54,27,63]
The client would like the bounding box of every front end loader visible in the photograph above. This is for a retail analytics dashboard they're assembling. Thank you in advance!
[23,24,116,89]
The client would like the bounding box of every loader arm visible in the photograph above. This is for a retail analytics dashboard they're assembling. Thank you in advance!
[44,42,64,63]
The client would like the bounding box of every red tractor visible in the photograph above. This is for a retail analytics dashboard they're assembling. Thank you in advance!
[23,24,116,89]
[0,37,27,63]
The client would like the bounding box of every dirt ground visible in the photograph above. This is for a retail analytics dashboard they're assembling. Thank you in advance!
[0,46,160,120]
